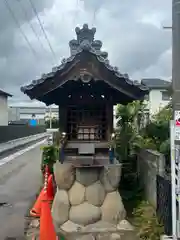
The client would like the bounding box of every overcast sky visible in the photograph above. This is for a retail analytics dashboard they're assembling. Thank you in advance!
[0,0,171,107]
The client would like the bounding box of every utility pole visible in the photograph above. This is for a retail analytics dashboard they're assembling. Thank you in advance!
[171,1,180,239]
[172,0,180,114]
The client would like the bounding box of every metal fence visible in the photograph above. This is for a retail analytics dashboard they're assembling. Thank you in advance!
[137,149,172,235]
[156,175,172,236]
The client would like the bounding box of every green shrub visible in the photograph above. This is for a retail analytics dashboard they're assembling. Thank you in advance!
[45,117,59,128]
[115,100,145,161]
[142,103,172,160]
[115,100,166,238]
[116,101,171,160]
[41,145,58,173]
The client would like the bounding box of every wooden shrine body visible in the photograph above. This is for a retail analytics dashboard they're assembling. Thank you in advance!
[21,24,148,167]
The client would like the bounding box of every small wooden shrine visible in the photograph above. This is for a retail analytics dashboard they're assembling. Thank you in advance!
[21,24,148,166]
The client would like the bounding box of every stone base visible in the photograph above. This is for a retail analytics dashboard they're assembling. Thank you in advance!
[58,220,137,240]
[25,218,137,240]
[52,162,135,239]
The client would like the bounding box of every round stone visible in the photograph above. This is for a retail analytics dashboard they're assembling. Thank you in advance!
[69,181,85,205]
[85,181,105,206]
[69,202,101,226]
[101,191,126,225]
[54,162,75,190]
[76,168,99,186]
[52,189,70,226]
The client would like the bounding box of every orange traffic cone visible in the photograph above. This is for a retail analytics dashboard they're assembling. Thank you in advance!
[30,164,54,218]
[30,189,44,217]
[43,166,51,178]
[47,174,54,200]
[40,191,57,240]
[30,175,54,218]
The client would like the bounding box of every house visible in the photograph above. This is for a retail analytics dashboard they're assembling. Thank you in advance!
[0,89,12,126]
[113,78,171,128]
[141,78,171,116]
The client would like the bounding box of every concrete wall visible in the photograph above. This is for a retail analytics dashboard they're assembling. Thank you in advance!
[137,148,165,208]
[148,89,170,116]
[0,125,46,143]
[0,95,8,126]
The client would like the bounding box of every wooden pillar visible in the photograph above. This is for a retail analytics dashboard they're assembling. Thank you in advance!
[106,104,113,141]
[58,106,67,133]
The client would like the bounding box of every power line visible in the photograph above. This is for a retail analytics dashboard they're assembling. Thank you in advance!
[4,0,37,59]
[92,8,98,27]
[28,0,58,65]
[17,0,47,53]
[72,0,79,25]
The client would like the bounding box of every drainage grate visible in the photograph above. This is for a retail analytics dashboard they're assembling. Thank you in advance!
[0,202,7,207]
[0,202,12,207]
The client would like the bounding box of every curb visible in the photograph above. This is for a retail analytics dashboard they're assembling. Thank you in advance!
[24,186,42,237]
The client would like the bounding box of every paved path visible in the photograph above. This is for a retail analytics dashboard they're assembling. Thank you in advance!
[0,139,46,239]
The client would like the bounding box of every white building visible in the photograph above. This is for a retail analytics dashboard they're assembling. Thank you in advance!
[8,106,59,124]
[141,78,171,116]
[113,78,171,128]
[0,89,12,126]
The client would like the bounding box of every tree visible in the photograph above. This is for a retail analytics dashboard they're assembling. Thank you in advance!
[137,102,172,168]
[115,100,145,161]
[45,117,59,128]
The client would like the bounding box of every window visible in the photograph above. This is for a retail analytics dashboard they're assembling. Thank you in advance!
[161,91,170,101]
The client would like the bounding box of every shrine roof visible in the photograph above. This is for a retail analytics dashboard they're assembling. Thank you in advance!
[141,78,171,89]
[21,24,148,101]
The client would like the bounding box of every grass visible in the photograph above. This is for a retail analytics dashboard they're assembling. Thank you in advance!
[131,200,164,240]
[120,180,164,240]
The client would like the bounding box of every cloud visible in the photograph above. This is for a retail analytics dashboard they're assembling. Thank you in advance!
[0,0,171,106]
[132,48,172,80]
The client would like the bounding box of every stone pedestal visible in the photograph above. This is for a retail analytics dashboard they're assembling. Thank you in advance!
[52,162,136,239]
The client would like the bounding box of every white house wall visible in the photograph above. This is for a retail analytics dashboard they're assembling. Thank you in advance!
[148,89,170,116]
[113,89,170,128]
[0,95,8,126]
[20,113,45,120]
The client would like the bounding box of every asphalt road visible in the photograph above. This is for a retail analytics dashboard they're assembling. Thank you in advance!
[0,140,46,239]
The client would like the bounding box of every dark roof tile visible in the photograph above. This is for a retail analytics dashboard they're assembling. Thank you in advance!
[21,24,148,95]
[141,78,171,89]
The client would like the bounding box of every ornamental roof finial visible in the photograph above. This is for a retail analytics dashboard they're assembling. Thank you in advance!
[75,24,96,44]
[69,24,107,57]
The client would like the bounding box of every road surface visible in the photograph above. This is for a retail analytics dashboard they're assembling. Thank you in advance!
[0,139,46,239]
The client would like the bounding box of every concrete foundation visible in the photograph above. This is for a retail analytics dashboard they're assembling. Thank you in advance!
[52,162,137,239]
